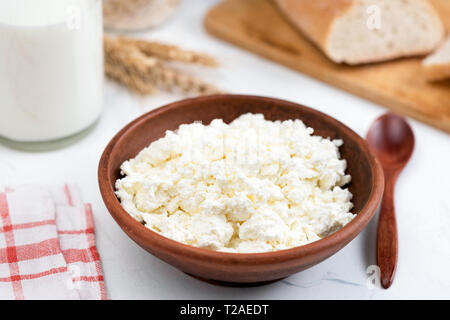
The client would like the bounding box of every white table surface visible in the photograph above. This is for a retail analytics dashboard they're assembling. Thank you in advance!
[1,0,449,300]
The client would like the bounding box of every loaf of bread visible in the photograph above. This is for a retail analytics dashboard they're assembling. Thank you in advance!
[422,35,450,81]
[274,0,445,65]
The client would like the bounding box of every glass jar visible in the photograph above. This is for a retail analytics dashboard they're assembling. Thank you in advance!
[103,0,181,31]
[0,0,103,143]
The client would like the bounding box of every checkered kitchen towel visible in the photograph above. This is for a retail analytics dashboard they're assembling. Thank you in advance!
[0,184,107,300]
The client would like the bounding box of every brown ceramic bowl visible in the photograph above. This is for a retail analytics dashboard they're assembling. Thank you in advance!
[98,94,384,285]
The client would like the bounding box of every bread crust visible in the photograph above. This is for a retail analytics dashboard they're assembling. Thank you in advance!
[274,0,354,54]
[422,63,450,81]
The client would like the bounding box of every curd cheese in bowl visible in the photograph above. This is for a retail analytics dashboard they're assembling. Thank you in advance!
[115,113,354,253]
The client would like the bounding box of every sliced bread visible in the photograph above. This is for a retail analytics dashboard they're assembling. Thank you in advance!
[274,0,445,65]
[422,35,450,81]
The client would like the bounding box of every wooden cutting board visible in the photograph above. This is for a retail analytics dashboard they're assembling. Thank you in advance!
[205,0,450,133]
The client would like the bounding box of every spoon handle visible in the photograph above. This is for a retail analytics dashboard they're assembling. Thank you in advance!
[377,175,398,289]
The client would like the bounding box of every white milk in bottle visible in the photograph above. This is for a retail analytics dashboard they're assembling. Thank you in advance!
[0,0,103,142]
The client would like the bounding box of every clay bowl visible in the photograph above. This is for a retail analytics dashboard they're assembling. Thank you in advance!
[98,94,384,285]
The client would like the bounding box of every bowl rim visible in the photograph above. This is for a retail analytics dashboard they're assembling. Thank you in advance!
[98,94,384,265]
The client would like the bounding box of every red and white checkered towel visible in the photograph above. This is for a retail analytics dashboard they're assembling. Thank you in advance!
[0,184,107,300]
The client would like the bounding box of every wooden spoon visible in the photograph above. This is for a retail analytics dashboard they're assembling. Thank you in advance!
[366,113,415,289]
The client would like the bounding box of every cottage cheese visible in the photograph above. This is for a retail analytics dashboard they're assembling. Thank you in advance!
[115,113,354,253]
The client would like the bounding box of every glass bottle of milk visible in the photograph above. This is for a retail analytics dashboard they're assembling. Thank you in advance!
[0,0,103,143]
